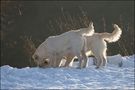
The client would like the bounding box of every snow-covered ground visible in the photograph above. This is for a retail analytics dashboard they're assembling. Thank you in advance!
[0,54,134,89]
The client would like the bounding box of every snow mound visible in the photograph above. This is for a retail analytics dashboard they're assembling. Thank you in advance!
[0,54,134,89]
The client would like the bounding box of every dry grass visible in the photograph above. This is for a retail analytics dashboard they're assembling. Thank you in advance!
[21,36,36,66]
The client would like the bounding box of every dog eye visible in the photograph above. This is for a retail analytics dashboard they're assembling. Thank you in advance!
[34,55,39,60]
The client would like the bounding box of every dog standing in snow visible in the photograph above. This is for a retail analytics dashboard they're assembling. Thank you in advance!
[59,24,122,68]
[86,24,122,68]
[32,22,94,68]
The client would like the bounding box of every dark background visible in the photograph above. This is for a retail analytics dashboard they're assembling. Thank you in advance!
[1,1,134,68]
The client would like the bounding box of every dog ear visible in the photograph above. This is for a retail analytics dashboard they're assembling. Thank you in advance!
[33,54,39,60]
[89,21,93,26]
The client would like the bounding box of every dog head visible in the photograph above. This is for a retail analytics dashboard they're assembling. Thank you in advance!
[32,53,50,68]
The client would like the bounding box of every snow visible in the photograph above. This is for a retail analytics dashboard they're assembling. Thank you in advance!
[0,54,134,89]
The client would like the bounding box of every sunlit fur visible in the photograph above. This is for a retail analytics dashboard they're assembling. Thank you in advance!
[61,24,122,68]
[32,22,94,68]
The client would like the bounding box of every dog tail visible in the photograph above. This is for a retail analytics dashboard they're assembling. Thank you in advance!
[100,24,122,43]
[78,21,95,36]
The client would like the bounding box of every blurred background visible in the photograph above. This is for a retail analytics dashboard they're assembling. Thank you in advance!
[1,1,134,68]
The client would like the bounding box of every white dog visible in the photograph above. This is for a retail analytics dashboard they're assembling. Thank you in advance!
[32,22,94,68]
[59,24,122,68]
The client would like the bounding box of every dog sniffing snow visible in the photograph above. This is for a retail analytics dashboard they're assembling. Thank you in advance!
[32,22,94,68]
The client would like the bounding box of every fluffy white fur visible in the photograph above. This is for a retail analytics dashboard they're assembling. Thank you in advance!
[60,24,122,68]
[32,22,94,68]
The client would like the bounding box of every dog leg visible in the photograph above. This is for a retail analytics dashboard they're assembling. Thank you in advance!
[55,54,63,67]
[76,53,83,69]
[102,56,107,66]
[64,56,74,67]
[81,50,88,68]
[95,55,103,69]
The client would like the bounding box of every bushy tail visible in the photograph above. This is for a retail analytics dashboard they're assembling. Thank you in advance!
[100,24,122,43]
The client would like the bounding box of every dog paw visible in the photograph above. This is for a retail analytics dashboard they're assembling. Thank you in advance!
[95,66,99,69]
[76,66,82,69]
